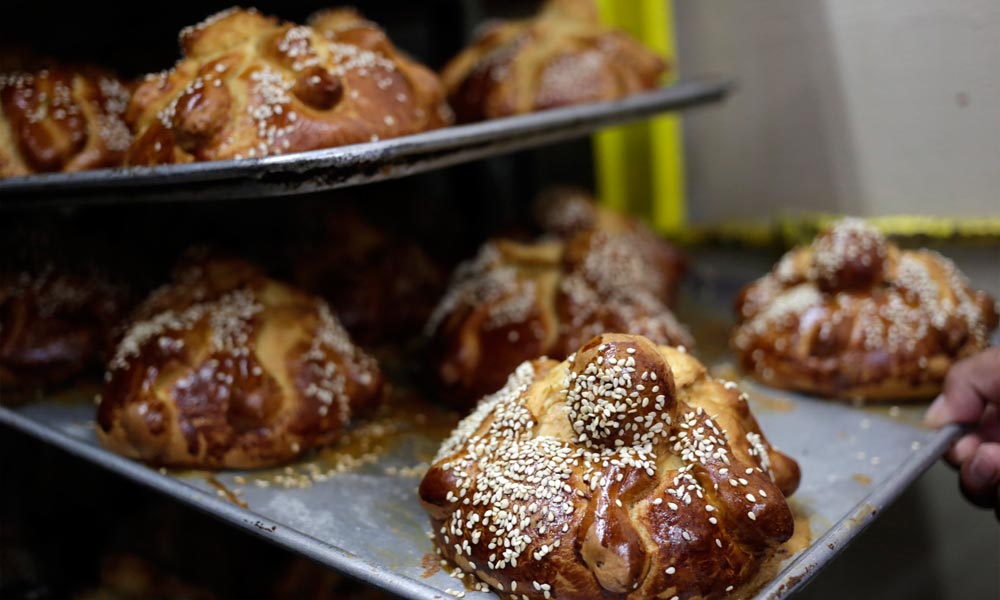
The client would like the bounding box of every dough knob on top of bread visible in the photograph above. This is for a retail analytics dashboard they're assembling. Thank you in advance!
[812,217,888,292]
[565,334,676,450]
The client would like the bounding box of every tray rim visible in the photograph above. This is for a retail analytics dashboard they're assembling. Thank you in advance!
[0,402,961,600]
[0,78,729,208]
[0,406,447,600]
[755,421,962,599]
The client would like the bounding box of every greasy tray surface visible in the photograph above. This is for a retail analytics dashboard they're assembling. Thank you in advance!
[0,79,727,208]
[1,265,965,600]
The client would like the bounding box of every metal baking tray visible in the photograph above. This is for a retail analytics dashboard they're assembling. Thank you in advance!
[0,79,728,208]
[1,253,968,599]
[0,372,958,599]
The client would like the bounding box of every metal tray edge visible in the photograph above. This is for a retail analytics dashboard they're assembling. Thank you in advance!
[0,406,447,600]
[756,422,962,599]
[0,78,731,207]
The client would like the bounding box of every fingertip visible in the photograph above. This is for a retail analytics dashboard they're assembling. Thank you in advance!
[929,363,992,427]
[944,433,980,469]
[959,442,1000,509]
[924,394,952,428]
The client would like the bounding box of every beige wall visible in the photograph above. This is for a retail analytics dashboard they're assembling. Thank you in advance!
[676,0,1000,221]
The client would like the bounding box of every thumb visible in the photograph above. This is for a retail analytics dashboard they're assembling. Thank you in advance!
[924,394,952,429]
[924,348,1000,429]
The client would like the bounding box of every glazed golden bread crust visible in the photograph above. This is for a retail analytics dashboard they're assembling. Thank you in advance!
[125,7,452,165]
[533,186,686,305]
[0,57,131,177]
[97,259,383,468]
[441,0,667,122]
[420,333,800,600]
[427,234,693,408]
[732,219,999,401]
[0,267,130,388]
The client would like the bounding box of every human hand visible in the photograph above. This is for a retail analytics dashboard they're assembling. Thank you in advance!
[925,347,1000,518]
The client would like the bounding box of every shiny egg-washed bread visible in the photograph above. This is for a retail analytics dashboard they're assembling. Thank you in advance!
[441,0,667,122]
[420,333,800,600]
[97,258,383,468]
[126,7,451,165]
[533,186,686,305]
[0,55,131,177]
[732,218,998,401]
[427,234,692,408]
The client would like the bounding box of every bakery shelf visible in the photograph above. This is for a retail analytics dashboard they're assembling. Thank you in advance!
[0,79,728,209]
[0,253,964,600]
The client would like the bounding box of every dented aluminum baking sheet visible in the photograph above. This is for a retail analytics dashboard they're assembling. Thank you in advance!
[0,79,727,208]
[1,248,979,599]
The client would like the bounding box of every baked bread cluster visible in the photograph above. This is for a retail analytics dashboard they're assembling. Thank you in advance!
[427,210,691,407]
[97,258,383,468]
[733,218,999,401]
[420,333,800,600]
[441,0,667,122]
[0,56,131,177]
[126,7,451,165]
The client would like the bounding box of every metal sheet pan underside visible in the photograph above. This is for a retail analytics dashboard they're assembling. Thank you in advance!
[1,254,966,599]
[0,79,727,208]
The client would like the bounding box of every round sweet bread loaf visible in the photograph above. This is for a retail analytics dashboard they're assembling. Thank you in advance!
[97,259,383,468]
[1,55,131,177]
[126,7,451,165]
[427,235,692,408]
[420,333,800,599]
[732,218,999,401]
[441,0,667,122]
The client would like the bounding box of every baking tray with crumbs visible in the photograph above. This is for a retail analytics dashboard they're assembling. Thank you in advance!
[1,250,973,599]
[0,79,727,208]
